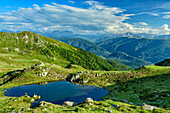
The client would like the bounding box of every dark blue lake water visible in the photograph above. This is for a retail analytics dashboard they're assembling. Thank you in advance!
[4,81,108,105]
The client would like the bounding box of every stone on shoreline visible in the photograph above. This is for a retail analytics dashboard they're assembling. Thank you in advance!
[85,98,93,103]
[62,101,76,107]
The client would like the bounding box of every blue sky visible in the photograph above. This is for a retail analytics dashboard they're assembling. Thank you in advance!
[0,0,170,35]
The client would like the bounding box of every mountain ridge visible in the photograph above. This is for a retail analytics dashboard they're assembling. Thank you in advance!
[96,37,170,63]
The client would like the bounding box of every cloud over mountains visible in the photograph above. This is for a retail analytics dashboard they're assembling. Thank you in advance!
[0,0,169,35]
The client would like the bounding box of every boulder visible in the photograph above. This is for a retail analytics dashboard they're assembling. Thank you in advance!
[30,99,35,102]
[33,94,37,98]
[112,104,119,108]
[23,34,28,39]
[85,98,93,103]
[2,47,9,51]
[62,101,76,107]
[41,72,48,77]
[14,48,19,51]
[108,110,112,113]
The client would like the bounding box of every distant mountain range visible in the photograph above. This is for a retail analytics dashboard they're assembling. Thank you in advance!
[55,37,170,68]
[1,30,170,39]
[96,37,170,63]
[37,30,170,40]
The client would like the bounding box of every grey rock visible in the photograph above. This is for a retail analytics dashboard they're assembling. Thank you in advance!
[112,104,119,108]
[62,101,76,107]
[88,103,92,105]
[30,99,35,102]
[85,98,93,103]
[129,102,133,105]
[121,98,128,103]
[143,103,159,110]
[108,110,112,113]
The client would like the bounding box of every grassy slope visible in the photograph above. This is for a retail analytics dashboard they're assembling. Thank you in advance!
[53,37,132,70]
[106,60,133,71]
[0,63,169,112]
[0,31,119,71]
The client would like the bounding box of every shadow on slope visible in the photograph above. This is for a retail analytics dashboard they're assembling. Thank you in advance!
[104,72,170,108]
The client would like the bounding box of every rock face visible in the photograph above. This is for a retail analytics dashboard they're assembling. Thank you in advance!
[143,103,159,110]
[66,71,89,84]
[66,73,80,82]
[62,101,76,107]
[85,98,93,103]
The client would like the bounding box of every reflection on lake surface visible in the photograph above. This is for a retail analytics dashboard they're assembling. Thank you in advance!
[4,81,108,105]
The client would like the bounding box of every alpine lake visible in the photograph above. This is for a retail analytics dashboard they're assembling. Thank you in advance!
[4,81,108,106]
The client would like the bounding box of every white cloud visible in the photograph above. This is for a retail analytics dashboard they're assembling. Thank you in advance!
[137,12,159,16]
[138,22,148,26]
[68,1,75,4]
[84,1,100,6]
[162,24,169,30]
[0,1,132,35]
[162,12,170,19]
[0,1,169,35]
[161,24,170,34]
[163,12,170,14]
[163,15,170,19]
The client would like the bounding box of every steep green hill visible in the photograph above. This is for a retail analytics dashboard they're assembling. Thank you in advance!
[96,37,170,63]
[53,37,133,70]
[53,37,111,57]
[0,31,118,71]
[155,58,170,66]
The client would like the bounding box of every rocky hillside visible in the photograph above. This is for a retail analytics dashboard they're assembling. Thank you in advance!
[0,31,120,71]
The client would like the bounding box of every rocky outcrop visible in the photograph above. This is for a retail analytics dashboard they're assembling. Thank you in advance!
[143,103,159,110]
[66,71,90,84]
[66,73,80,82]
[62,101,76,107]
[0,63,45,85]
